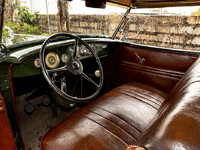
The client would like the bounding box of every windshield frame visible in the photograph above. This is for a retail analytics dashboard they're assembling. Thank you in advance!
[0,0,5,43]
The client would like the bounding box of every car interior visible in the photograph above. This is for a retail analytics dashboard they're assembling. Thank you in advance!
[0,0,200,150]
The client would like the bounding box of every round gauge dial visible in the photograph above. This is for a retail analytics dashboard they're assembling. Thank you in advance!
[61,54,68,63]
[79,45,88,56]
[34,58,41,68]
[45,52,60,68]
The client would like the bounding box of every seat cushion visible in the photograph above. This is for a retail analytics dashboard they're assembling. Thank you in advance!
[41,81,168,150]
[137,58,200,150]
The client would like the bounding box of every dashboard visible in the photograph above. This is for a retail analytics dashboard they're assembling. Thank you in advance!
[34,43,108,69]
[34,43,109,69]
[11,42,112,78]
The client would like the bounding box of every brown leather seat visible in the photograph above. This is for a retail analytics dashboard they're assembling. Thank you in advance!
[138,58,200,149]
[41,82,167,150]
[41,58,200,150]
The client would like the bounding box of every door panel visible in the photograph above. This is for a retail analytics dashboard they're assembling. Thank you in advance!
[115,45,198,93]
[0,91,17,150]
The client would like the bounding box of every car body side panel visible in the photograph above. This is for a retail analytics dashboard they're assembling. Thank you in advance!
[0,91,17,150]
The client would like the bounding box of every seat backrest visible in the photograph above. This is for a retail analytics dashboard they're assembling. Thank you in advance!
[137,57,200,150]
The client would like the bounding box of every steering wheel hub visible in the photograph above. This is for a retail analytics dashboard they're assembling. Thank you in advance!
[72,61,80,70]
[67,57,83,75]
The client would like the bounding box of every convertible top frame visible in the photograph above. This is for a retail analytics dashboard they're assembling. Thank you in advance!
[107,0,200,8]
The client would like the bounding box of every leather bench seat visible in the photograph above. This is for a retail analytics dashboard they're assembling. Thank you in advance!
[137,58,200,149]
[41,81,168,150]
[41,57,200,150]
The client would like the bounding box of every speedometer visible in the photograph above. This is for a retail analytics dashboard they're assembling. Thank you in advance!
[45,52,60,68]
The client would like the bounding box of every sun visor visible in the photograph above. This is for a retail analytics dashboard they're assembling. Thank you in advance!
[107,0,133,7]
[67,0,200,8]
[85,0,106,8]
[106,2,130,8]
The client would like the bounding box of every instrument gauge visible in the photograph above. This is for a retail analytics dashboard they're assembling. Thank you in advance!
[79,45,88,56]
[45,52,60,68]
[34,58,41,68]
[61,54,68,63]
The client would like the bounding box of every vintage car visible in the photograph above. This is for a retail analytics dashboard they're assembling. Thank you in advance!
[0,0,200,150]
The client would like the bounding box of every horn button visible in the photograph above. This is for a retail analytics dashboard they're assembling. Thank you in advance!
[67,57,83,75]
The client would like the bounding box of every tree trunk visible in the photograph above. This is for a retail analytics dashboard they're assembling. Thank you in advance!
[4,0,14,23]
[63,1,70,33]
[57,0,70,33]
[15,0,19,5]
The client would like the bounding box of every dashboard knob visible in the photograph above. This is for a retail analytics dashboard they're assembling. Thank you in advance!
[80,49,87,56]
[95,70,100,77]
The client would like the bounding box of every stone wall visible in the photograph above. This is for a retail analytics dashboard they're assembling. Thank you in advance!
[38,14,121,35]
[38,14,200,51]
[38,15,61,33]
[126,15,200,50]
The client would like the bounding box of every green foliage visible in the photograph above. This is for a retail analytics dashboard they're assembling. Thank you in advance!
[6,22,41,35]
[2,28,8,37]
[41,33,51,36]
[163,9,168,13]
[3,5,41,36]
[4,0,14,23]
[191,8,200,16]
[16,5,39,26]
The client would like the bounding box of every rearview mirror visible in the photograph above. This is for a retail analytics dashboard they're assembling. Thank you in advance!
[85,0,106,8]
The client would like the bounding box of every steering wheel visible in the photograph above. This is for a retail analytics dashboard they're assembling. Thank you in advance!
[39,33,103,102]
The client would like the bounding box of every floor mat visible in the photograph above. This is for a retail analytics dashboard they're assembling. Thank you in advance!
[15,91,79,150]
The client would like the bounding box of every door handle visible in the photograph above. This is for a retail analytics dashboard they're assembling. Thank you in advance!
[135,53,145,63]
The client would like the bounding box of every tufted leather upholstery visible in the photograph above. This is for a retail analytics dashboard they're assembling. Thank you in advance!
[41,57,200,150]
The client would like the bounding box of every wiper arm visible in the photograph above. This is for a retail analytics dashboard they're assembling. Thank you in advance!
[119,17,134,41]
[111,6,132,39]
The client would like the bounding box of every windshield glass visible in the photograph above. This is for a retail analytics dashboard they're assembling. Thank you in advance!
[3,0,126,46]
[3,0,200,51]
[115,6,200,51]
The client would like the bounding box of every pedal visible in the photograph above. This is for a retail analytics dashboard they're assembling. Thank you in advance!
[42,97,51,107]
[24,103,35,115]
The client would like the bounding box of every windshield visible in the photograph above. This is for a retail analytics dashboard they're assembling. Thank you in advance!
[3,0,126,46]
[3,0,200,51]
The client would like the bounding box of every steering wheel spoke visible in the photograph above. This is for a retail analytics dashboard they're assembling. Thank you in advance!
[81,77,83,98]
[81,72,99,88]
[73,38,79,58]
[47,66,67,73]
